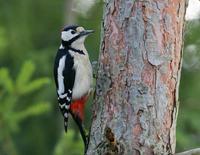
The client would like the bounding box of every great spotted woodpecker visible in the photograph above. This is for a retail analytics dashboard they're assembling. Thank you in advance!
[53,25,93,151]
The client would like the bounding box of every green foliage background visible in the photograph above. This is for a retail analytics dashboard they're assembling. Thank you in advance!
[0,0,199,154]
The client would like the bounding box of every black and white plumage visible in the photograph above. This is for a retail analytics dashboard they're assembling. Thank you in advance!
[54,48,75,131]
[53,25,93,151]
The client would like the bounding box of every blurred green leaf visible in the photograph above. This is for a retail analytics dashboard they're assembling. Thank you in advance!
[20,78,50,95]
[54,130,84,155]
[0,60,51,155]
[0,68,14,93]
[14,102,51,122]
[16,61,35,90]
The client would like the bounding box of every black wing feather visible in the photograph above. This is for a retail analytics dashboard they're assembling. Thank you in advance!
[54,48,75,132]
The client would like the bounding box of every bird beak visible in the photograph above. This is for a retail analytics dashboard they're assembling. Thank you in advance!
[79,30,94,37]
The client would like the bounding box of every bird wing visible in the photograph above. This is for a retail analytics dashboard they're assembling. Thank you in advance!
[54,49,75,132]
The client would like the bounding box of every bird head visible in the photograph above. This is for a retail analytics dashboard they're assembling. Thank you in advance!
[61,25,94,47]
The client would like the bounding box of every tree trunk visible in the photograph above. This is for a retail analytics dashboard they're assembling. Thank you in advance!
[87,0,187,155]
[64,0,76,24]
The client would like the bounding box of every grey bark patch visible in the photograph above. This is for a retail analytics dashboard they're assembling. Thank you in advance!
[147,52,173,66]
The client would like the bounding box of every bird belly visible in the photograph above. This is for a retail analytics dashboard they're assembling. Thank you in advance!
[72,56,92,100]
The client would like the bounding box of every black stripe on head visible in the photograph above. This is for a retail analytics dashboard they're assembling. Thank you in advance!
[62,25,79,32]
[61,25,80,47]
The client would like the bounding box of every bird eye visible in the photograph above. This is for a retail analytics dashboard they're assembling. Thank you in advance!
[71,30,76,34]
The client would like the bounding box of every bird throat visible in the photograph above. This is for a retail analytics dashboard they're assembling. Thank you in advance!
[62,40,85,55]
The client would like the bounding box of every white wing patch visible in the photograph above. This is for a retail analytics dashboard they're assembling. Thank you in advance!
[57,55,66,97]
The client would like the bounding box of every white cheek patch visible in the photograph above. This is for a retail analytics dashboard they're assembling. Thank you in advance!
[61,31,78,41]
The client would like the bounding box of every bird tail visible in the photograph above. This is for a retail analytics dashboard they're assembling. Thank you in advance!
[58,96,70,133]
[64,117,68,132]
[70,110,88,153]
[63,107,69,133]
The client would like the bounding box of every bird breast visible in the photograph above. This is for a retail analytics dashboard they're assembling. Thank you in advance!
[70,51,93,100]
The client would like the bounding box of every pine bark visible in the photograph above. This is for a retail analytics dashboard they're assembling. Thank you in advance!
[87,0,187,155]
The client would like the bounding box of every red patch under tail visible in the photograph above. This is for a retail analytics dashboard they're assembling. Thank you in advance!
[70,96,88,121]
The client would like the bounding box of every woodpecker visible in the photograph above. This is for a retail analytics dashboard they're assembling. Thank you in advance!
[53,25,93,151]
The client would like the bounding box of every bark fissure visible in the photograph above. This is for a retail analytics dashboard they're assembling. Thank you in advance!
[87,0,187,154]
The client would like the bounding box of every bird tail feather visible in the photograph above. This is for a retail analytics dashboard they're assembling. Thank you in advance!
[64,117,68,132]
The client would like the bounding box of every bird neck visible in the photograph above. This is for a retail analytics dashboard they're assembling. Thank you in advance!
[61,40,87,55]
[71,42,86,52]
[59,44,87,55]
